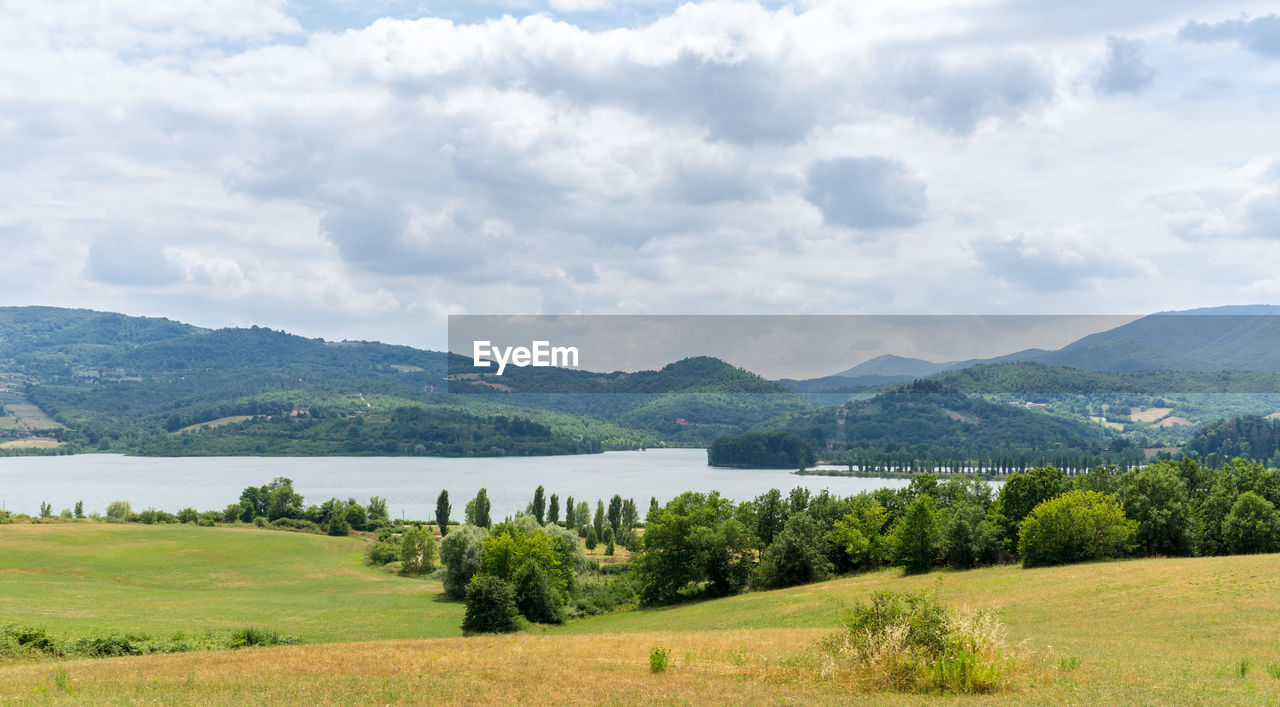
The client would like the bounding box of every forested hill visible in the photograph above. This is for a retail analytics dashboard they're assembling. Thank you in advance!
[447,355,790,395]
[0,306,201,376]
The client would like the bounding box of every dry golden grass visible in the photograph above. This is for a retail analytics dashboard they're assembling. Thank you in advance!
[0,438,61,449]
[1130,407,1174,423]
[173,416,252,434]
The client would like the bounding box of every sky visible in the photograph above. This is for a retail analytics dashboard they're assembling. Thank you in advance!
[3,0,1279,356]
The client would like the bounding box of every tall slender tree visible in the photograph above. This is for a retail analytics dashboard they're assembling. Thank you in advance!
[436,490,451,537]
[532,486,546,524]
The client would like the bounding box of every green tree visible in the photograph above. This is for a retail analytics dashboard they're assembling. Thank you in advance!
[754,489,786,547]
[604,526,615,556]
[462,575,519,634]
[74,501,84,519]
[548,494,560,525]
[1222,491,1280,554]
[621,498,638,530]
[441,525,487,598]
[992,466,1070,547]
[585,525,598,550]
[265,477,303,521]
[105,500,131,520]
[327,509,350,536]
[755,512,833,589]
[941,503,1000,569]
[436,489,451,537]
[39,502,52,518]
[366,496,389,526]
[574,502,590,535]
[344,501,367,532]
[513,559,565,624]
[564,496,576,528]
[400,524,438,573]
[467,489,491,528]
[1019,490,1136,568]
[892,496,941,574]
[608,494,623,535]
[532,486,546,524]
[827,496,890,570]
[593,500,605,540]
[1119,464,1192,556]
[632,492,755,604]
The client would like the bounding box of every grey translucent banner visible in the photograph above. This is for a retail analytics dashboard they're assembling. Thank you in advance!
[445,313,1280,394]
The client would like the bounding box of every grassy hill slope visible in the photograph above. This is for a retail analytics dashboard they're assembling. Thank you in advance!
[3,524,1280,702]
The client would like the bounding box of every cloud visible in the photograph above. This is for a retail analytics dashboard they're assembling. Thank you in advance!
[873,51,1055,134]
[85,238,184,287]
[1178,14,1280,58]
[804,157,927,230]
[970,235,1137,291]
[1093,35,1156,94]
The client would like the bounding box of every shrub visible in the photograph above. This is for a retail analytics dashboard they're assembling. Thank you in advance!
[365,541,400,566]
[177,507,199,524]
[1018,490,1136,568]
[105,500,131,520]
[462,575,519,634]
[513,559,565,624]
[327,511,350,537]
[585,525,598,550]
[650,646,670,673]
[399,525,438,573]
[271,518,321,533]
[230,627,296,649]
[824,591,1008,694]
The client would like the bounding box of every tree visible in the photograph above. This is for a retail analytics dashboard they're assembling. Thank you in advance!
[462,575,519,634]
[366,496,389,527]
[941,503,1000,569]
[828,496,890,570]
[621,498,638,530]
[1119,464,1192,556]
[466,489,491,528]
[608,495,623,535]
[992,467,1070,546]
[548,494,560,525]
[436,490,451,537]
[564,496,576,528]
[1019,490,1136,568]
[400,524,438,573]
[648,496,659,521]
[327,509,350,536]
[575,502,590,534]
[532,486,546,524]
[585,525,598,550]
[74,501,84,519]
[344,501,367,532]
[604,526,615,556]
[265,477,303,521]
[632,492,755,604]
[754,489,786,547]
[593,500,605,540]
[39,502,51,518]
[441,525,487,598]
[755,512,833,589]
[513,560,564,624]
[1222,491,1280,554]
[892,496,941,574]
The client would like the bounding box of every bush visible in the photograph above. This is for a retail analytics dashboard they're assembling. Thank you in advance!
[177,507,199,524]
[650,646,670,673]
[441,525,486,599]
[1019,490,1136,568]
[105,500,132,520]
[271,518,321,533]
[513,559,565,624]
[230,627,296,649]
[824,591,1008,693]
[365,541,400,566]
[399,525,438,573]
[462,575,519,634]
[327,511,350,536]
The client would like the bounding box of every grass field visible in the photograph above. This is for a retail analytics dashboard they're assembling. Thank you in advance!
[2,524,1280,702]
[0,524,461,642]
[0,439,61,450]
[173,416,252,434]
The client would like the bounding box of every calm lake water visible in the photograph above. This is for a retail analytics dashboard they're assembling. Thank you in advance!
[0,449,918,521]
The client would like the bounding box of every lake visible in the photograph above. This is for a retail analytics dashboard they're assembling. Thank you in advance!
[0,449,921,521]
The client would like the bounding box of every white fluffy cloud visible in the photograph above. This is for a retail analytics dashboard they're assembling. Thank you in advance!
[2,0,1279,347]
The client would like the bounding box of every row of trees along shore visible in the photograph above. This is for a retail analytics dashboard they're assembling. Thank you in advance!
[13,457,1280,633]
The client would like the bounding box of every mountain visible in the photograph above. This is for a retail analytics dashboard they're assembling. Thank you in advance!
[835,354,953,378]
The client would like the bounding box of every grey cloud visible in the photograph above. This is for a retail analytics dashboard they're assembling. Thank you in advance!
[1094,35,1156,94]
[85,238,183,287]
[804,157,927,230]
[1178,14,1280,58]
[971,236,1134,291]
[874,52,1054,134]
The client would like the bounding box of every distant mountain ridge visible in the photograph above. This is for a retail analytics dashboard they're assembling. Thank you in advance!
[788,306,1280,392]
